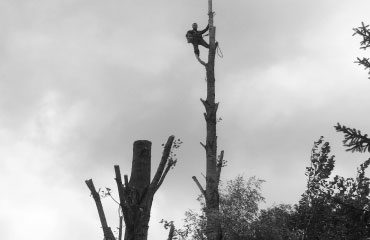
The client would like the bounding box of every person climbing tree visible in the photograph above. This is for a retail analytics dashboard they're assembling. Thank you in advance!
[186,23,209,56]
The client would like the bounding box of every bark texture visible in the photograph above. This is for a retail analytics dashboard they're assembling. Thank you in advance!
[203,0,223,239]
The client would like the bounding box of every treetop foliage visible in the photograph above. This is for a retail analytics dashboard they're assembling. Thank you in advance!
[296,134,370,240]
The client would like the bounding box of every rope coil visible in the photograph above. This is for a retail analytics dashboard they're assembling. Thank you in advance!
[216,43,223,58]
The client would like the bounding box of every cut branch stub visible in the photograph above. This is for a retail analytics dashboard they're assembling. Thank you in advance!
[192,176,206,197]
[124,174,129,187]
[214,102,219,114]
[150,135,175,192]
[200,98,207,106]
[85,179,116,240]
[203,112,208,120]
[114,165,125,205]
[113,166,130,224]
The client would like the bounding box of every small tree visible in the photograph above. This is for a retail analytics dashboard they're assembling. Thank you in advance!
[179,175,265,240]
[86,136,180,240]
[219,176,265,239]
[294,133,370,239]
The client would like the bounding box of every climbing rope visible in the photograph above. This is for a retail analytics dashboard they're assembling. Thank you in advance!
[216,43,224,58]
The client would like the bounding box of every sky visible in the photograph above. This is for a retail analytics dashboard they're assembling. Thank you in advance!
[1,0,370,239]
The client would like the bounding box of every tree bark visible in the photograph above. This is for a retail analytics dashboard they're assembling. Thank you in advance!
[120,136,175,240]
[85,179,116,240]
[203,0,223,239]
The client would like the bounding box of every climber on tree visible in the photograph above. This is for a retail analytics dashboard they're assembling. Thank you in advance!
[186,23,209,56]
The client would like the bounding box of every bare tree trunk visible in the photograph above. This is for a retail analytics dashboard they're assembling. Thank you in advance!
[117,136,175,240]
[203,0,223,239]
[87,136,176,240]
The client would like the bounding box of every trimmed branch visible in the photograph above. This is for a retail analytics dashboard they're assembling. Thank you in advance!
[118,215,123,240]
[335,123,370,152]
[114,165,126,205]
[149,135,175,191]
[203,113,208,120]
[155,160,174,192]
[200,98,207,106]
[124,174,129,187]
[114,166,130,224]
[192,176,206,197]
[214,102,219,113]
[85,179,116,240]
[200,142,206,150]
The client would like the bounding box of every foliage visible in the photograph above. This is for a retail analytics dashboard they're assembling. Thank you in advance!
[171,123,370,240]
[174,175,265,240]
[293,134,370,240]
[219,176,265,239]
[252,204,300,240]
[162,138,183,169]
[353,22,370,77]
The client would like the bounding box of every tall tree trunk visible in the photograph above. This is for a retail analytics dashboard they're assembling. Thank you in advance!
[192,0,223,238]
[204,0,223,239]
[192,0,224,239]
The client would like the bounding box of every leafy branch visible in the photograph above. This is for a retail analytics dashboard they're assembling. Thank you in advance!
[355,57,370,76]
[353,22,370,78]
[335,123,370,152]
[353,22,370,50]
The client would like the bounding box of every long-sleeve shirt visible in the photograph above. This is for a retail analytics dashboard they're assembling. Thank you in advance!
[186,24,209,43]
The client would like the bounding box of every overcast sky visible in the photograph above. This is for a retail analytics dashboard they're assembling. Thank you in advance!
[1,0,370,239]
